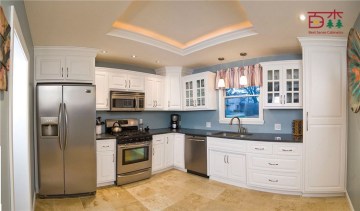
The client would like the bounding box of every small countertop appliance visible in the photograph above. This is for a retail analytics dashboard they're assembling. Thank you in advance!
[171,114,181,129]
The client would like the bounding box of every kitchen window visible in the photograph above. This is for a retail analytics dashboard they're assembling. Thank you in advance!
[219,86,264,124]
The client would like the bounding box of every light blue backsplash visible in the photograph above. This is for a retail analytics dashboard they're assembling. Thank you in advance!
[96,54,303,134]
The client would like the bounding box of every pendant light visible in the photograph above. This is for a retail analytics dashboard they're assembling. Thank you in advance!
[239,52,248,86]
[217,57,225,88]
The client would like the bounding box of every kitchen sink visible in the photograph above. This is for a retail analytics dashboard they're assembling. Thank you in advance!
[213,132,253,138]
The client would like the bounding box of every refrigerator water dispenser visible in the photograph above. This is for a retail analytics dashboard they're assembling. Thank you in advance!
[40,117,59,137]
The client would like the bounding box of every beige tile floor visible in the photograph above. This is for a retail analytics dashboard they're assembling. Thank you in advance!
[35,169,350,211]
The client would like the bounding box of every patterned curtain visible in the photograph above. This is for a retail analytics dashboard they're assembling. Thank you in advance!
[215,64,263,89]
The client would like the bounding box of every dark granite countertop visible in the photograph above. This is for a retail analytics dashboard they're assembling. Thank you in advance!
[145,128,302,143]
[96,128,302,143]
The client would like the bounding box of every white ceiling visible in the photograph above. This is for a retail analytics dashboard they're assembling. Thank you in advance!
[24,1,360,70]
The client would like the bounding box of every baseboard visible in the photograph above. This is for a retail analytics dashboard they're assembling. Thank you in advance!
[346,192,355,211]
[32,191,36,211]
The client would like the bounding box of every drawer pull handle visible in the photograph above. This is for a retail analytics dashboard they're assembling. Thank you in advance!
[268,163,278,166]
[103,145,109,148]
[254,147,264,150]
[282,149,293,152]
[268,179,278,183]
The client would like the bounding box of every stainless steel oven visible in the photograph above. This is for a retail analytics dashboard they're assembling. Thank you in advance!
[110,91,145,111]
[117,141,152,185]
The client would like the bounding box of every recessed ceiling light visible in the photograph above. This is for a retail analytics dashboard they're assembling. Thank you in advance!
[101,50,108,54]
[240,52,247,56]
[218,57,225,61]
[299,14,306,21]
[131,55,136,58]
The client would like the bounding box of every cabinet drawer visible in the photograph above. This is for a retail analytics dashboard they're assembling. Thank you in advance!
[207,137,246,153]
[247,155,301,173]
[97,140,115,152]
[247,169,301,191]
[152,136,165,145]
[273,144,302,156]
[247,142,272,154]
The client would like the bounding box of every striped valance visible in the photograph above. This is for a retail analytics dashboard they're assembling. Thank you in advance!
[215,64,263,89]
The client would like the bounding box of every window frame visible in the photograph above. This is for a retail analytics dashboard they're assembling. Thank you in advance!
[218,86,264,125]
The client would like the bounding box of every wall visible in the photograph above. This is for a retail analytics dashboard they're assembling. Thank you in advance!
[97,54,303,134]
[347,14,360,211]
[0,0,34,210]
[96,61,155,74]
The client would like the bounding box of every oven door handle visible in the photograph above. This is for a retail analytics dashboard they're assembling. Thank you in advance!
[119,143,151,149]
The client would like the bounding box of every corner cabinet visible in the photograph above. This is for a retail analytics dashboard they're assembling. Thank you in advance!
[95,68,109,110]
[182,71,217,110]
[299,37,347,195]
[261,60,302,109]
[96,139,116,187]
[35,47,97,83]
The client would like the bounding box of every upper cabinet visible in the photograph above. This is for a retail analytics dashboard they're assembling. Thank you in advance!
[182,71,217,110]
[145,75,164,110]
[108,71,144,91]
[35,47,97,83]
[95,67,109,110]
[261,60,302,109]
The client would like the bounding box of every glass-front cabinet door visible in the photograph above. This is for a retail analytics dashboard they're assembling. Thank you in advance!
[184,80,194,108]
[196,79,206,107]
[262,61,302,109]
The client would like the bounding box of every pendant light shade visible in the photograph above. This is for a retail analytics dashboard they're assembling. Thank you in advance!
[240,75,247,86]
[218,79,225,88]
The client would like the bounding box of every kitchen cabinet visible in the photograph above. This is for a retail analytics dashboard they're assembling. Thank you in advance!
[95,68,109,110]
[208,137,247,185]
[262,60,302,109]
[145,76,164,110]
[299,37,347,194]
[152,135,165,173]
[164,134,174,168]
[173,134,185,170]
[182,71,217,110]
[35,47,96,83]
[96,139,116,186]
[108,70,145,91]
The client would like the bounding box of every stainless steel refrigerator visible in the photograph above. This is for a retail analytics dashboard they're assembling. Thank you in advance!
[37,84,96,196]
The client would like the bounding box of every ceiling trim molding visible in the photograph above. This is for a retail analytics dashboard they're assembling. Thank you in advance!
[107,27,258,56]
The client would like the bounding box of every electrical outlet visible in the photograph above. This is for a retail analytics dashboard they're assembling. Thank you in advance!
[275,123,281,131]
[206,122,211,128]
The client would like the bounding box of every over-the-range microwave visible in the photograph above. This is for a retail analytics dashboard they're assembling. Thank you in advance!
[110,91,145,111]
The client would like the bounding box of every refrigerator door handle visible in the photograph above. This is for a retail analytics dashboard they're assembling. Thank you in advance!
[64,103,69,150]
[58,103,63,150]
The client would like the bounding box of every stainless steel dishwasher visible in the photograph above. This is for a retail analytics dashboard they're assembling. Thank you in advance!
[185,135,208,177]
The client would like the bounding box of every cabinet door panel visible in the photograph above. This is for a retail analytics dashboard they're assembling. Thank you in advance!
[97,151,115,184]
[109,73,127,89]
[95,71,109,110]
[128,74,144,91]
[36,56,65,81]
[66,56,94,81]
[209,150,227,178]
[173,134,185,169]
[227,154,246,183]
[164,135,174,168]
[152,141,165,172]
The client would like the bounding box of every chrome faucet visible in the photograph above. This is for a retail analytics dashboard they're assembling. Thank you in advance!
[230,117,247,134]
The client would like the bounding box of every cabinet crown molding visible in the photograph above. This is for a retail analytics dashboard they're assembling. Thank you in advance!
[35,46,98,56]
[298,37,347,47]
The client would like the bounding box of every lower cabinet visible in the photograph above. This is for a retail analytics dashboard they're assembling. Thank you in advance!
[152,133,185,173]
[96,139,116,186]
[173,134,185,169]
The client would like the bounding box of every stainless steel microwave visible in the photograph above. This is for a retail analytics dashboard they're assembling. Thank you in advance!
[110,91,145,111]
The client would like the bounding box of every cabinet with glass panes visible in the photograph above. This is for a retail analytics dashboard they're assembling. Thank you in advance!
[182,71,217,110]
[261,60,302,109]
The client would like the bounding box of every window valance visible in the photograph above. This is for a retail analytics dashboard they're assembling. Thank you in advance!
[215,64,263,89]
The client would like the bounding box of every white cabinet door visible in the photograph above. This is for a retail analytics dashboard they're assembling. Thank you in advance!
[227,153,246,183]
[96,151,115,184]
[299,37,346,193]
[209,150,228,178]
[35,55,65,81]
[109,72,127,90]
[95,70,109,110]
[128,74,145,91]
[164,134,174,168]
[145,76,164,110]
[262,60,302,109]
[166,74,182,110]
[152,135,165,172]
[173,134,185,169]
[154,78,164,109]
[65,56,94,81]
